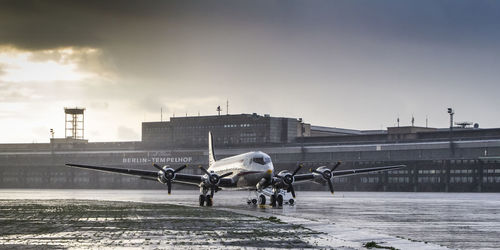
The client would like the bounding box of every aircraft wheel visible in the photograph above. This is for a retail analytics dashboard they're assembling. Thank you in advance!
[206,195,213,207]
[251,199,257,205]
[258,194,266,205]
[277,195,283,207]
[288,199,294,205]
[270,195,276,207]
[199,195,205,206]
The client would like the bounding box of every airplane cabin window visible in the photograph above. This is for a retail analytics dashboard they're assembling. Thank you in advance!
[252,157,271,165]
[253,158,265,165]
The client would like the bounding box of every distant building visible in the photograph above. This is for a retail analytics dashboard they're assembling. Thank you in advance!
[142,113,311,147]
[1,111,499,192]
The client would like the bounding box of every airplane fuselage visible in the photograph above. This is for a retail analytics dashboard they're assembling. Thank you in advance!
[208,151,273,189]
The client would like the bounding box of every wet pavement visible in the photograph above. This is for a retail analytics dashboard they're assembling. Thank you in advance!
[0,199,321,249]
[1,189,499,249]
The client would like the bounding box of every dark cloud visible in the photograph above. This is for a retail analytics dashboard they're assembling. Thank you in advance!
[0,0,176,50]
[2,0,499,79]
[1,0,500,141]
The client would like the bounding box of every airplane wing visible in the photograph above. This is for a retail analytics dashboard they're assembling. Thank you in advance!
[294,164,406,182]
[268,164,407,198]
[139,177,203,187]
[331,165,406,177]
[65,163,203,184]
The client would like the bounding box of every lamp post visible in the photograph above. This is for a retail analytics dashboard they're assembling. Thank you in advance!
[447,108,454,130]
[447,108,454,155]
[216,106,222,116]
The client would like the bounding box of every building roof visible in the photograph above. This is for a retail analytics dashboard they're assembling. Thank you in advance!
[311,125,363,135]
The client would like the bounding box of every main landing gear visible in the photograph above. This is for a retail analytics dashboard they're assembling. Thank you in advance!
[270,193,283,207]
[199,194,213,207]
[199,186,213,207]
[258,194,266,205]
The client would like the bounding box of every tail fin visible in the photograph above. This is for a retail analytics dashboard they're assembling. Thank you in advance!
[208,131,216,167]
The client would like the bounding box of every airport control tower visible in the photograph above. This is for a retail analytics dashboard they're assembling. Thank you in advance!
[64,107,85,139]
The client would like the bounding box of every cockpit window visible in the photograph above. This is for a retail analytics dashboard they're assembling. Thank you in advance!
[252,157,271,165]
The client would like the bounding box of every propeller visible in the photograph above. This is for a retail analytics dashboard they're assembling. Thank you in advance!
[310,161,341,195]
[153,163,187,194]
[199,165,233,197]
[280,164,302,198]
[331,161,342,171]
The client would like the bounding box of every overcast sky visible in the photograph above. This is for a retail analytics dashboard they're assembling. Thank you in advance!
[1,0,499,142]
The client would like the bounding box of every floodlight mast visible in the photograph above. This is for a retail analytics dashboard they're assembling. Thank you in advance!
[64,107,85,139]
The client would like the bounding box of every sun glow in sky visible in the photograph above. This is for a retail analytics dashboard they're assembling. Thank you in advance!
[0,48,93,82]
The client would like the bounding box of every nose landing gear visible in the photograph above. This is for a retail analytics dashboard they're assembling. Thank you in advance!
[247,190,294,207]
[247,194,266,206]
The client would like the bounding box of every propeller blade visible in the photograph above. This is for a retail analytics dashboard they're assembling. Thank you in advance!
[199,165,210,175]
[167,180,172,195]
[292,164,303,176]
[288,185,296,198]
[331,161,342,172]
[327,179,334,195]
[210,188,215,198]
[219,172,233,178]
[174,164,187,173]
[153,163,165,172]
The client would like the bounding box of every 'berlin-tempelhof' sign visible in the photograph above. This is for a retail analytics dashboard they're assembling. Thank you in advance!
[122,157,192,164]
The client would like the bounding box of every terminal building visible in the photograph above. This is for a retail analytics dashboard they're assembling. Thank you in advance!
[142,113,309,147]
[0,111,499,192]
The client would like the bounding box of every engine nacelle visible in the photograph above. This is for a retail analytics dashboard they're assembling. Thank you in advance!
[311,166,332,184]
[310,165,336,194]
[153,163,187,195]
[277,170,294,185]
[157,167,176,184]
[277,170,289,176]
[202,171,222,186]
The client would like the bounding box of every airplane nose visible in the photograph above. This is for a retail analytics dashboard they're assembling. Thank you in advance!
[266,163,274,175]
